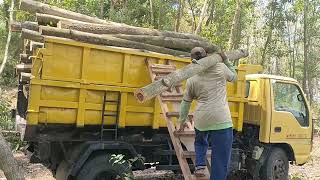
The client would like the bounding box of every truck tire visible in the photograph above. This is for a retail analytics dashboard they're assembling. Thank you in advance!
[76,154,133,180]
[261,148,289,180]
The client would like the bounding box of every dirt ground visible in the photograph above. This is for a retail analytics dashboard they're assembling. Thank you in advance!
[0,137,318,180]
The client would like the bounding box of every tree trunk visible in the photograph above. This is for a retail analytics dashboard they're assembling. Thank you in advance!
[20,0,121,26]
[10,21,39,32]
[205,0,215,26]
[175,0,184,32]
[0,131,25,180]
[194,0,209,35]
[36,13,90,26]
[109,0,114,19]
[302,0,308,95]
[100,0,104,19]
[134,50,249,103]
[187,0,196,33]
[113,34,218,53]
[228,0,241,50]
[261,0,276,66]
[38,26,190,56]
[0,0,14,75]
[58,20,207,41]
[149,0,154,26]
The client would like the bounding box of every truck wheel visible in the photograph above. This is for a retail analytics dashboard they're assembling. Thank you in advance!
[261,148,289,180]
[76,154,133,180]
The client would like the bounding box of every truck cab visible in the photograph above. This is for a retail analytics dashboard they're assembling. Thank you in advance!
[242,74,312,178]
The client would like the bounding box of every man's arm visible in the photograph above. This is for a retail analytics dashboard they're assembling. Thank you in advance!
[179,100,192,123]
[179,80,193,123]
[223,59,237,82]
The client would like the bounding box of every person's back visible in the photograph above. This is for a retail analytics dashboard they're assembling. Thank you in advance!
[184,60,235,131]
[178,47,237,180]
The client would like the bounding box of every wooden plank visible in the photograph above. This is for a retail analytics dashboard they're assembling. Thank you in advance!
[182,150,212,158]
[174,130,195,137]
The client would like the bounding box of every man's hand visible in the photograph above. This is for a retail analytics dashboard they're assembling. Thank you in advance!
[218,51,228,63]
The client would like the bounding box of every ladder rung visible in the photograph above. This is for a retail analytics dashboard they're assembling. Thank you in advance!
[166,112,179,117]
[161,94,183,98]
[103,114,117,116]
[151,69,174,74]
[190,175,210,180]
[104,100,119,103]
[182,151,211,158]
[174,131,195,137]
[102,129,117,131]
[162,97,183,102]
[150,64,176,70]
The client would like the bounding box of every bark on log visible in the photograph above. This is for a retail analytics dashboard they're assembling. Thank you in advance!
[134,50,249,103]
[20,0,110,25]
[39,26,190,56]
[0,131,25,180]
[113,34,219,53]
[58,20,208,41]
[10,21,39,32]
[21,29,44,42]
[36,13,93,26]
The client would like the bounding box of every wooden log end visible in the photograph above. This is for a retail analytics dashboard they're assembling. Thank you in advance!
[134,89,147,103]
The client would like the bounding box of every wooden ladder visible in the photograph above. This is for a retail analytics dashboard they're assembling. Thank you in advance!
[145,59,211,180]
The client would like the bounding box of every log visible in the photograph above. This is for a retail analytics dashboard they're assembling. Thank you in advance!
[20,54,31,64]
[58,20,208,41]
[113,34,219,53]
[0,131,25,180]
[21,0,110,25]
[36,13,92,26]
[134,50,249,103]
[21,29,44,42]
[10,21,39,32]
[20,0,209,40]
[39,26,190,56]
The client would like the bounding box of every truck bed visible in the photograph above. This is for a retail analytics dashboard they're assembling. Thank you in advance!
[23,37,262,133]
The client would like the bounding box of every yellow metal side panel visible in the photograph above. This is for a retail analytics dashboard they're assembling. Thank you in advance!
[126,55,151,87]
[41,86,78,102]
[27,84,41,125]
[42,43,83,81]
[86,49,124,84]
[38,107,77,124]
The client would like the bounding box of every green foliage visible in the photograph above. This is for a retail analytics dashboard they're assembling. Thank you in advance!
[0,92,14,130]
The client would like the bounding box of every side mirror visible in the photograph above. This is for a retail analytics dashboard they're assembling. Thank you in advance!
[297,94,303,102]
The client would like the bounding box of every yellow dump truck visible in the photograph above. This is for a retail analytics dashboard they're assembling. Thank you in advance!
[16,37,313,180]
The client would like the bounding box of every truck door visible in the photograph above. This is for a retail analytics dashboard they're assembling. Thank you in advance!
[270,80,312,164]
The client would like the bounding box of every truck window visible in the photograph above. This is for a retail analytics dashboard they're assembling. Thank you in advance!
[273,82,309,127]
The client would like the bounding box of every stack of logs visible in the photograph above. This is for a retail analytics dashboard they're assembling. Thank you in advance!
[13,0,219,56]
[13,0,220,84]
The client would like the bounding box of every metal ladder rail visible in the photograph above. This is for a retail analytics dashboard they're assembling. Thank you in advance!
[100,91,121,141]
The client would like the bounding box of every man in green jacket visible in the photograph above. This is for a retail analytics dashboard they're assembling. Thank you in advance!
[178,47,237,180]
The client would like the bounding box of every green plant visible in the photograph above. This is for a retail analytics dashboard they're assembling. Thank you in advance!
[109,154,145,180]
